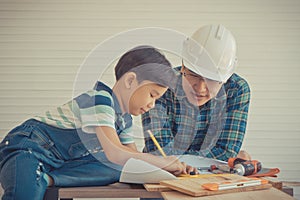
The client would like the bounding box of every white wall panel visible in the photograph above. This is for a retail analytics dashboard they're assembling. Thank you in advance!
[0,0,299,189]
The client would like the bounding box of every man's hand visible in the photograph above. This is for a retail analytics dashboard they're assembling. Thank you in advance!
[237,150,251,160]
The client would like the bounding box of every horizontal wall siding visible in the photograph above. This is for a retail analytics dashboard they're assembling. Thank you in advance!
[0,0,299,188]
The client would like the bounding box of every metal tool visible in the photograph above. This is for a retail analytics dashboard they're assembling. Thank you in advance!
[228,158,262,176]
[209,158,262,176]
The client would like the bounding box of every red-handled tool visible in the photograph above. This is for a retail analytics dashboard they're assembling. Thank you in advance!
[228,158,262,176]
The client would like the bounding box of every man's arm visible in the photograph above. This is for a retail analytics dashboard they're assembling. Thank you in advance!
[204,77,251,161]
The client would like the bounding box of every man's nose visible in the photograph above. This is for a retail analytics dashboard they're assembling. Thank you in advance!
[193,79,208,93]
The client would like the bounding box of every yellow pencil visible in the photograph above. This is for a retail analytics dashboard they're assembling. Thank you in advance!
[147,130,167,158]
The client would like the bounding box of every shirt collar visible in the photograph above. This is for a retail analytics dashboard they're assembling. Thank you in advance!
[94,81,132,130]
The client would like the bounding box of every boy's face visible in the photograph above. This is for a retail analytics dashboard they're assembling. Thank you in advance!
[128,82,167,116]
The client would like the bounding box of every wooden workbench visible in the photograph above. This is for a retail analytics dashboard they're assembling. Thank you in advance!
[42,181,296,200]
[43,182,163,200]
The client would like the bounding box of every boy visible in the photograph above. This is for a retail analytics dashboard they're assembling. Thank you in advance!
[0,46,195,200]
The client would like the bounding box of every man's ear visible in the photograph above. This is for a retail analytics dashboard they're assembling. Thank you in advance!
[181,60,185,71]
[124,72,137,89]
[180,64,185,74]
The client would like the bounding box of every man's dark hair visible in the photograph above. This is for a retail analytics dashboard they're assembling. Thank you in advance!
[114,46,177,89]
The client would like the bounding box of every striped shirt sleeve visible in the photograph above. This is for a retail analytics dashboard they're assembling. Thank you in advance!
[119,126,135,144]
[75,90,115,133]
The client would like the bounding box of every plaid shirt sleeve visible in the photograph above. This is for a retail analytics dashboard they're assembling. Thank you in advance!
[203,75,251,161]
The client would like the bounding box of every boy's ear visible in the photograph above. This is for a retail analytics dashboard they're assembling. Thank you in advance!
[124,72,137,89]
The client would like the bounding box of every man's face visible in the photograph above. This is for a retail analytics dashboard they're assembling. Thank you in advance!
[181,66,223,106]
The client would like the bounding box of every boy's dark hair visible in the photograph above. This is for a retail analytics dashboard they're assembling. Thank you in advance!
[114,46,177,89]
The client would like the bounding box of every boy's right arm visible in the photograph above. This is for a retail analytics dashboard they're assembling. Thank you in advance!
[95,126,190,175]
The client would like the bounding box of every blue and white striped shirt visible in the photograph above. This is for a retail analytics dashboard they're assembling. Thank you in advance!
[34,82,134,145]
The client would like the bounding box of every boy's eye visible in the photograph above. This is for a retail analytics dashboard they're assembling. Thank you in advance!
[150,93,154,98]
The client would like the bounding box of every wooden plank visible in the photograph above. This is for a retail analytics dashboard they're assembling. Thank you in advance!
[143,183,171,192]
[283,181,300,187]
[263,177,283,189]
[160,174,272,197]
[144,174,235,192]
[161,187,296,200]
[56,183,162,199]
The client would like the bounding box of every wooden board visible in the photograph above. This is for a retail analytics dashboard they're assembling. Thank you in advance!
[161,187,296,200]
[160,174,272,197]
[263,177,283,189]
[143,183,171,192]
[144,174,234,192]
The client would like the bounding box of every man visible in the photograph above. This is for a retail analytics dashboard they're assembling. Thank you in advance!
[142,24,251,161]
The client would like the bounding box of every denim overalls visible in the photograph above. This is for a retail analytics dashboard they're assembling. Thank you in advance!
[0,83,132,200]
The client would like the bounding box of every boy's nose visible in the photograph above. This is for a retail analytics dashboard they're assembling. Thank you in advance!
[147,100,155,109]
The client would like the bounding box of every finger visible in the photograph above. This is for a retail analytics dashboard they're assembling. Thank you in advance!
[173,169,183,176]
[192,167,199,174]
[186,165,194,174]
[181,162,187,174]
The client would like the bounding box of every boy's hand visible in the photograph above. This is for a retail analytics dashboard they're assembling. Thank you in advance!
[186,164,199,175]
[162,156,198,176]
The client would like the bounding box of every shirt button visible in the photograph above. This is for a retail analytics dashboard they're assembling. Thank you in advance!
[5,141,9,145]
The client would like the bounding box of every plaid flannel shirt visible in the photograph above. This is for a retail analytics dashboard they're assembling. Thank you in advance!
[142,67,250,161]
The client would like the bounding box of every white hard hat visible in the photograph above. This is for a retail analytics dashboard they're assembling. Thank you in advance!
[182,24,237,82]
